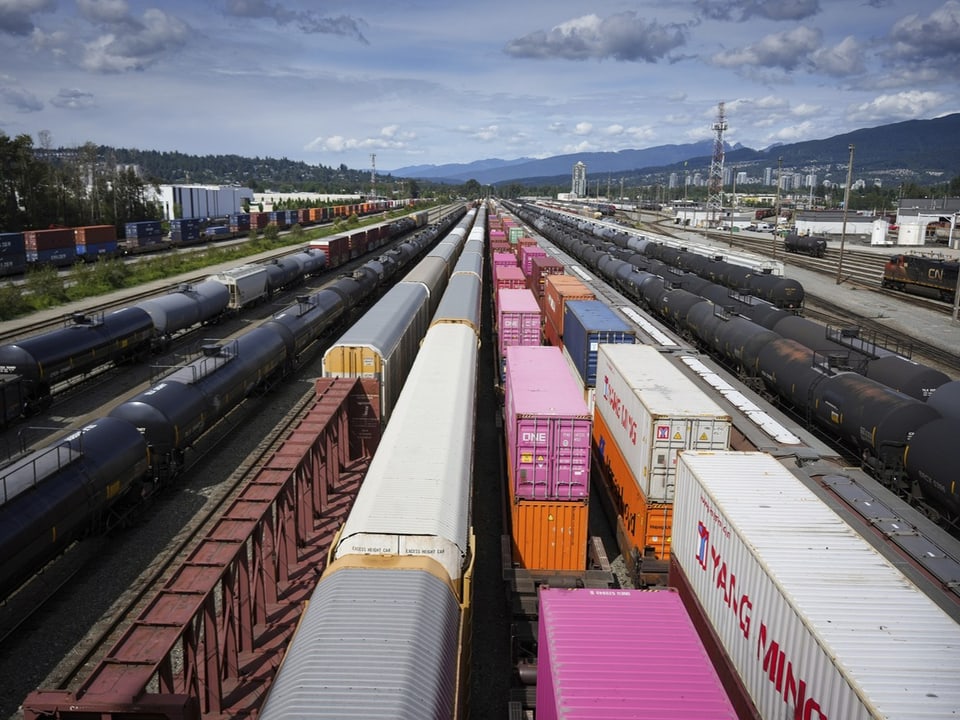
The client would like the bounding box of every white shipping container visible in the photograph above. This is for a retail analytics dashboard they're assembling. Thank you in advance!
[595,345,730,502]
[672,451,960,720]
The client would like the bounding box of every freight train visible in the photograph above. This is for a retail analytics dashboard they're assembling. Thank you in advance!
[784,233,828,257]
[258,219,484,719]
[0,207,464,603]
[0,212,430,425]
[515,202,960,527]
[882,252,959,302]
[0,200,406,273]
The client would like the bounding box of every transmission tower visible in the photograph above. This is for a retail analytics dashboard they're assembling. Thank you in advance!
[370,153,377,198]
[707,101,727,226]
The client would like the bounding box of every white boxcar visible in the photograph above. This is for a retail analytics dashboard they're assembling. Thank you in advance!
[596,344,730,502]
[332,322,477,585]
[672,450,960,720]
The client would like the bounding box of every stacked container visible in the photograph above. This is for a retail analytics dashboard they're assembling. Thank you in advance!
[593,344,730,566]
[536,588,737,720]
[228,213,251,233]
[74,224,118,260]
[671,450,960,720]
[527,255,564,303]
[504,346,591,571]
[493,263,525,291]
[562,300,636,387]
[248,212,269,231]
[0,233,26,276]
[492,252,516,269]
[169,218,202,244]
[519,244,547,277]
[542,274,594,347]
[496,288,542,377]
[24,227,76,266]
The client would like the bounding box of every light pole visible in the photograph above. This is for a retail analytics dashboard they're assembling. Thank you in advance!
[835,144,855,285]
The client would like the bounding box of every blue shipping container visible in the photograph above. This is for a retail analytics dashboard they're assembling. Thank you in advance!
[229,213,251,230]
[125,221,163,238]
[0,232,25,255]
[562,300,636,387]
[75,241,118,259]
[170,218,202,243]
[27,246,77,267]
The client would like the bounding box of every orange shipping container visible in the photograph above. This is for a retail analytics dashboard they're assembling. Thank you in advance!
[74,224,117,245]
[593,410,672,563]
[510,495,588,572]
[543,275,594,338]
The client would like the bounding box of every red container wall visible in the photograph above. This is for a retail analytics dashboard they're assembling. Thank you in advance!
[543,275,595,337]
[528,257,565,299]
[24,228,75,250]
[74,225,117,245]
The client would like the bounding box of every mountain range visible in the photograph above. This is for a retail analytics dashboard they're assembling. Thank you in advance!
[387,113,960,187]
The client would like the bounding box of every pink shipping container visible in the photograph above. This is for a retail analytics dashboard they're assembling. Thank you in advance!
[519,244,547,276]
[490,241,511,256]
[493,251,517,268]
[504,346,591,500]
[537,588,737,720]
[24,227,75,250]
[497,288,541,358]
[493,264,526,291]
[489,230,507,244]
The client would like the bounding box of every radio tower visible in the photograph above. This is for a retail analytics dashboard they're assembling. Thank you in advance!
[370,153,377,199]
[707,101,727,226]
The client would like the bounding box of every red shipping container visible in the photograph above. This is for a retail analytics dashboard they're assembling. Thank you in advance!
[24,227,75,251]
[74,225,117,245]
[489,230,507,244]
[504,345,592,500]
[542,314,562,348]
[528,256,565,299]
[497,288,542,358]
[494,264,526,291]
[249,212,269,229]
[543,275,595,338]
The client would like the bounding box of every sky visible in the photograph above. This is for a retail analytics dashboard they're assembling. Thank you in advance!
[1,0,958,173]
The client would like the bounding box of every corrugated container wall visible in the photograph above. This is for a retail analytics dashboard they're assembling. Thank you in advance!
[537,588,737,720]
[496,288,542,360]
[562,300,636,387]
[493,264,526,291]
[504,346,591,501]
[527,256,564,301]
[510,494,588,572]
[672,450,960,720]
[519,244,547,276]
[595,345,730,502]
[543,275,594,341]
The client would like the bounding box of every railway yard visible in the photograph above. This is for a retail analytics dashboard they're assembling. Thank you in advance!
[2,201,960,719]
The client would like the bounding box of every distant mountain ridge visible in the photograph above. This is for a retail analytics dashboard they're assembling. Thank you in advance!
[389,114,960,186]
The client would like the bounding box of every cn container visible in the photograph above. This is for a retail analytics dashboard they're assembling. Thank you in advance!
[504,346,591,501]
[671,450,960,720]
[561,300,636,387]
[595,345,730,502]
[537,588,736,720]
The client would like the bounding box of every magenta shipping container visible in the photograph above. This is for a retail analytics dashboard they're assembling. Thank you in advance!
[504,346,591,500]
[494,263,526,291]
[497,288,542,358]
[536,588,737,720]
[519,244,547,276]
[493,251,518,268]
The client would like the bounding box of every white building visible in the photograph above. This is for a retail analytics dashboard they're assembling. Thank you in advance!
[157,184,255,220]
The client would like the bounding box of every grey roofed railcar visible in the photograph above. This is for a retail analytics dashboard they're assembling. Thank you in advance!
[430,273,482,335]
[322,282,431,425]
[134,280,230,337]
[451,250,483,279]
[399,255,451,316]
[258,563,461,720]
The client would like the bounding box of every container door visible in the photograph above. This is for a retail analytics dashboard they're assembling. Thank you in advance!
[514,416,552,500]
[551,417,591,500]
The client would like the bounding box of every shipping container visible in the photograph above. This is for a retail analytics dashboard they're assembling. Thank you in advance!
[24,227,75,250]
[493,251,517,268]
[595,345,730,502]
[124,220,162,239]
[508,226,524,242]
[74,224,117,245]
[537,588,737,720]
[75,241,117,259]
[593,409,672,562]
[519,244,547,277]
[0,233,27,275]
[527,256,564,300]
[493,263,526,291]
[543,275,594,339]
[504,346,591,500]
[208,264,268,309]
[672,450,960,720]
[496,288,542,359]
[229,213,251,231]
[169,218,202,244]
[249,212,269,230]
[509,491,588,572]
[489,230,507,245]
[562,300,636,387]
[26,246,76,266]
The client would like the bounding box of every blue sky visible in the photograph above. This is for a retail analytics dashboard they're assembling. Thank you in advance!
[1,0,958,172]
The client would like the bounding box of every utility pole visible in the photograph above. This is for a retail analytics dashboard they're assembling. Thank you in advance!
[835,144,855,285]
[773,156,783,259]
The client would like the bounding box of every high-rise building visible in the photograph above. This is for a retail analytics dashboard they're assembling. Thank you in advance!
[572,162,587,198]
